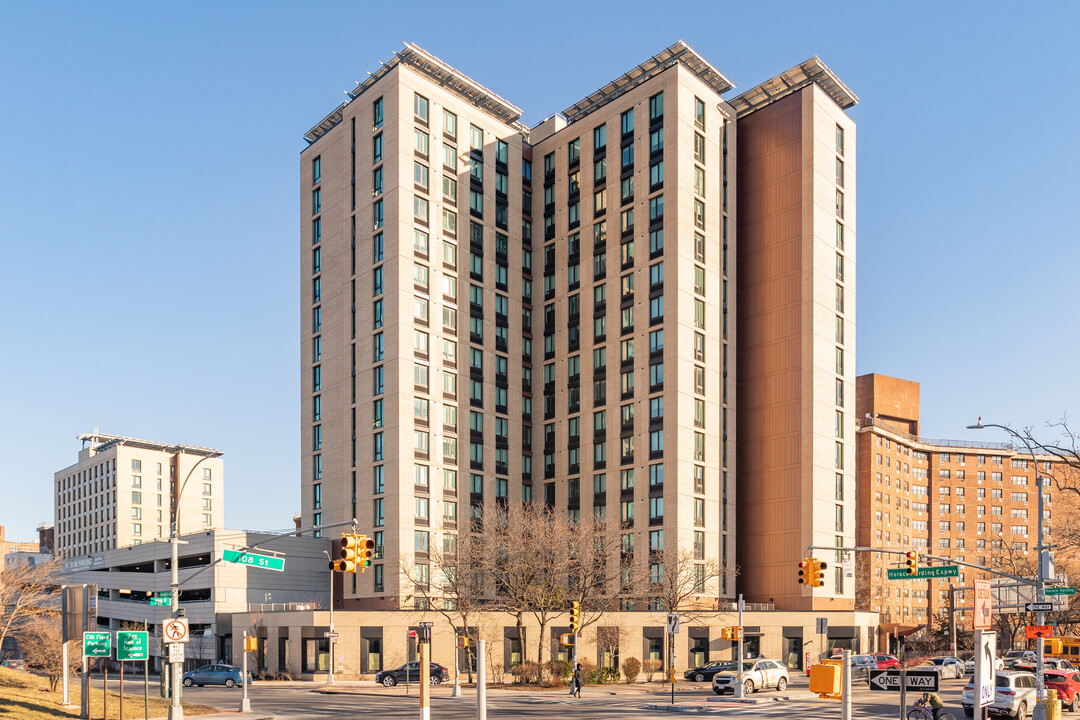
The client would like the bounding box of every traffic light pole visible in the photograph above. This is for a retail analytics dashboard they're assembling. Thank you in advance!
[327,557,335,685]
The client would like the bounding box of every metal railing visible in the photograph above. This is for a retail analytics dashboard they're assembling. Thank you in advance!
[247,602,321,613]
[718,601,774,612]
[857,418,1014,451]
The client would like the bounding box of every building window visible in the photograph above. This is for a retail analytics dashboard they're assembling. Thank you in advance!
[373,97,383,129]
[620,109,634,136]
[649,92,663,120]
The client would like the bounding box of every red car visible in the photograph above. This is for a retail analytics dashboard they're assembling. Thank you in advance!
[1044,671,1080,710]
[874,654,900,669]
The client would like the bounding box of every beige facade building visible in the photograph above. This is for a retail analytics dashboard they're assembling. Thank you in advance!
[54,432,224,558]
[299,42,858,616]
[0,525,39,560]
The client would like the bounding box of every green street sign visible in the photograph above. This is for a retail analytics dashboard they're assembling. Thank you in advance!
[149,597,171,606]
[1047,587,1077,596]
[887,565,960,580]
[117,631,148,661]
[83,631,111,657]
[223,549,285,572]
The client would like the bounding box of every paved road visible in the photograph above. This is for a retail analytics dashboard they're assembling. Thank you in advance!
[94,671,983,719]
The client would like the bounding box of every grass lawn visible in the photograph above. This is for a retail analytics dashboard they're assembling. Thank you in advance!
[0,667,216,719]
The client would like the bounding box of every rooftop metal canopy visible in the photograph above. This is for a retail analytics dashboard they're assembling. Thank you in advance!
[561,40,735,125]
[728,56,859,118]
[305,42,526,145]
[78,431,222,458]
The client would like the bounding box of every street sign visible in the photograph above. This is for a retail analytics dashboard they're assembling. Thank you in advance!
[974,579,993,631]
[324,632,339,638]
[816,617,828,634]
[1025,603,1054,613]
[117,631,148,661]
[666,613,680,635]
[163,618,189,644]
[83,631,111,657]
[1047,587,1077,596]
[869,669,940,692]
[168,642,184,664]
[974,630,997,707]
[222,549,285,572]
[887,565,959,580]
[149,597,171,606]
[1026,625,1053,639]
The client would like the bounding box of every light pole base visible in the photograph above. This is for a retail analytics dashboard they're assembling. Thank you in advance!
[239,698,251,713]
[167,705,185,720]
[1033,702,1048,720]
[451,680,460,697]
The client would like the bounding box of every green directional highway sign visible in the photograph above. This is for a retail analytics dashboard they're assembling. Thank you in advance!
[149,597,171,606]
[83,631,111,657]
[1047,587,1077,596]
[888,565,960,580]
[223,549,285,572]
[117,631,148,661]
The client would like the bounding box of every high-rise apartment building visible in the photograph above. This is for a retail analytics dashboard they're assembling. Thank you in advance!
[300,42,857,612]
[54,432,224,558]
[735,64,858,611]
[855,373,1062,630]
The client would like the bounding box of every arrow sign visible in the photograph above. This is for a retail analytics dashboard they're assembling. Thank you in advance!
[667,613,680,635]
[869,669,940,692]
[1026,603,1054,612]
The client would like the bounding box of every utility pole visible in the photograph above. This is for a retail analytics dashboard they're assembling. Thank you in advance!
[968,422,1049,720]
[949,583,958,657]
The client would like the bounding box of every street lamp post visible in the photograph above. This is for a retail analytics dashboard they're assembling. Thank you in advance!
[968,421,1049,720]
[321,550,335,685]
[168,449,222,720]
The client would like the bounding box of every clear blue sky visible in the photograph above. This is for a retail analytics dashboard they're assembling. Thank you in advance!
[2,2,1077,542]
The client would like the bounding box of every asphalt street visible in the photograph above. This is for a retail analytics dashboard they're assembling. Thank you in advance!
[93,670,991,719]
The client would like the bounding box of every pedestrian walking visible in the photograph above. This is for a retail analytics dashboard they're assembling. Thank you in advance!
[572,663,583,698]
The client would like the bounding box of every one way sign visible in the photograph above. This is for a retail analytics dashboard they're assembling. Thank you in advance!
[869,669,940,692]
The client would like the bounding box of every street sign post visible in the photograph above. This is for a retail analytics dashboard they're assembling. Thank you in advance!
[168,643,184,664]
[887,565,959,580]
[117,631,148,661]
[1046,587,1077,596]
[83,631,111,657]
[869,669,940,692]
[223,549,285,572]
[1026,603,1054,613]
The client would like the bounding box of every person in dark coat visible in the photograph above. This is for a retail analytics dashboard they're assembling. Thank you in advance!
[572,663,583,697]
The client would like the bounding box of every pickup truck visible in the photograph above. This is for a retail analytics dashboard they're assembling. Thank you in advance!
[711,659,791,695]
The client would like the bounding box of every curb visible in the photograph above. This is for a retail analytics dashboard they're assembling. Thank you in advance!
[644,703,712,713]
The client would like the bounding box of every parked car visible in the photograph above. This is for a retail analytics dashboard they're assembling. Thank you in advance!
[874,654,900,669]
[712,659,790,695]
[961,670,1037,718]
[848,655,880,684]
[1044,671,1080,711]
[1003,650,1037,668]
[920,656,966,679]
[376,662,449,687]
[0,659,28,671]
[181,664,250,688]
[684,660,735,682]
[963,653,1005,674]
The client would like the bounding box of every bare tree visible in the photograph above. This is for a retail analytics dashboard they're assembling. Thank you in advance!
[565,513,634,632]
[644,547,729,623]
[17,614,80,691]
[0,559,58,653]
[401,516,486,681]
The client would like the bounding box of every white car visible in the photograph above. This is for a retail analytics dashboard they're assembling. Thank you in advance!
[963,654,1005,674]
[712,659,790,695]
[961,670,1036,718]
[920,656,966,679]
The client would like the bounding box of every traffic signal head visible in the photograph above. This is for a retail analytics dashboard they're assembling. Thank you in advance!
[905,550,918,576]
[721,627,732,640]
[335,533,358,573]
[798,558,811,585]
[814,559,827,586]
[569,601,581,632]
[244,636,257,652]
[357,534,375,573]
